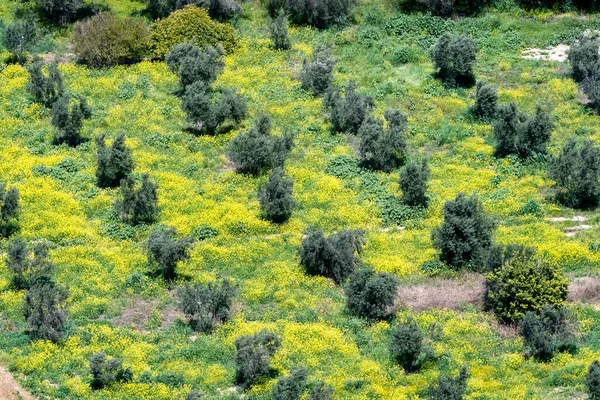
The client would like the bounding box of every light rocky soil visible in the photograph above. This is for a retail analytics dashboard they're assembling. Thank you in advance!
[0,366,35,400]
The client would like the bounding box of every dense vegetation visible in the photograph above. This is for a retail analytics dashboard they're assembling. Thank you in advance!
[2,0,600,399]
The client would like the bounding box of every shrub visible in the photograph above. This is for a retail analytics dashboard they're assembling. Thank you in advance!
[520,306,577,362]
[431,33,477,86]
[300,44,336,95]
[147,0,241,20]
[429,366,469,400]
[568,36,599,83]
[358,109,408,172]
[72,13,149,68]
[549,136,600,209]
[36,0,82,24]
[235,329,281,387]
[178,278,236,332]
[309,382,334,400]
[324,81,374,134]
[27,61,64,108]
[431,193,495,269]
[399,159,430,208]
[387,45,420,65]
[185,391,203,400]
[149,6,238,59]
[0,182,20,237]
[345,267,398,321]
[272,367,308,400]
[51,94,92,147]
[24,276,68,342]
[258,167,295,223]
[228,114,294,176]
[96,133,134,189]
[167,43,224,88]
[417,0,486,17]
[148,225,194,281]
[90,352,132,390]
[115,174,159,225]
[389,319,425,373]
[484,244,535,273]
[484,254,569,323]
[493,103,553,159]
[6,239,54,290]
[299,229,364,284]
[587,361,600,400]
[3,19,37,63]
[284,0,350,28]
[208,0,242,21]
[471,81,497,120]
[270,9,291,50]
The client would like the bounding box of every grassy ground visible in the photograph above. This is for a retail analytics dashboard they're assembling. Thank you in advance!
[1,0,600,399]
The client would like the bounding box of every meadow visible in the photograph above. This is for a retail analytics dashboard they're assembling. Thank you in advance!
[1,0,600,398]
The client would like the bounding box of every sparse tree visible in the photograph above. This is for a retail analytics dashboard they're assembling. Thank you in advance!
[429,366,469,400]
[389,319,425,373]
[308,382,334,400]
[549,136,600,209]
[37,0,82,24]
[515,105,553,158]
[3,19,37,63]
[284,0,350,29]
[178,278,236,332]
[208,0,242,20]
[492,102,520,158]
[472,81,497,120]
[90,352,132,390]
[258,167,295,223]
[115,174,159,225]
[6,239,54,290]
[148,225,194,281]
[235,329,281,387]
[27,61,64,108]
[167,43,225,89]
[272,367,308,400]
[358,109,408,172]
[431,193,495,269]
[345,267,398,321]
[587,360,600,400]
[399,159,430,208]
[51,94,92,147]
[300,229,364,284]
[270,9,291,50]
[431,33,477,86]
[0,182,20,237]
[300,44,336,95]
[24,276,68,342]
[324,81,374,135]
[569,36,599,83]
[96,133,134,189]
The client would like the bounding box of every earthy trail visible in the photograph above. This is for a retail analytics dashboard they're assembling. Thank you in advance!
[0,366,35,400]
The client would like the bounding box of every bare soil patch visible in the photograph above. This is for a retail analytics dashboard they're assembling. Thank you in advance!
[0,366,35,400]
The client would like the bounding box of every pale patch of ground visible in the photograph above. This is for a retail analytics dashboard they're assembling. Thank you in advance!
[0,366,35,400]
[522,44,570,62]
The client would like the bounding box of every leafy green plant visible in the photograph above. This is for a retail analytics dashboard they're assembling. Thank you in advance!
[258,167,295,223]
[178,278,236,332]
[96,133,134,189]
[431,33,477,87]
[345,267,398,321]
[90,352,132,390]
[235,330,281,387]
[148,225,194,281]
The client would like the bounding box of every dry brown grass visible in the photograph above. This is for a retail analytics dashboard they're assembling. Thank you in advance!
[568,277,600,304]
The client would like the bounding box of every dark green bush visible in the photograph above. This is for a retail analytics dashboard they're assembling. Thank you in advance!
[283,0,350,28]
[90,352,132,390]
[520,306,577,362]
[228,114,294,176]
[272,367,308,400]
[587,360,600,400]
[24,275,68,342]
[115,174,159,225]
[178,278,236,332]
[149,6,238,59]
[51,94,92,147]
[270,9,291,50]
[428,366,469,400]
[324,81,374,134]
[6,239,54,291]
[549,136,600,209]
[399,159,430,208]
[3,19,37,63]
[0,182,20,238]
[345,267,398,321]
[484,244,535,273]
[235,329,281,387]
[148,225,194,281]
[72,12,149,68]
[484,253,569,323]
[300,228,364,284]
[168,43,224,88]
[431,33,477,87]
[300,44,336,95]
[185,391,203,400]
[96,133,134,189]
[258,167,295,223]
[582,64,600,113]
[416,0,486,17]
[309,382,334,400]
[27,61,64,108]
[37,0,82,24]
[389,319,425,373]
[568,36,599,83]
[471,81,497,120]
[431,193,494,269]
[358,109,408,172]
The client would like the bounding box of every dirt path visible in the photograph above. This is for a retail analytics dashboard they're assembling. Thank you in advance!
[0,366,35,400]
